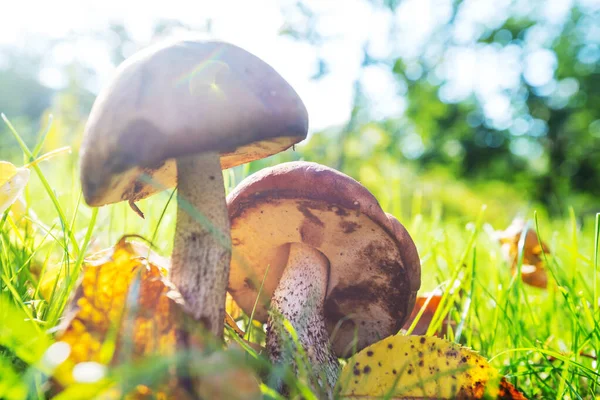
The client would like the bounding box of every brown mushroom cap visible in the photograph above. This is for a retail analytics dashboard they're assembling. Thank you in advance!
[227,161,421,355]
[80,38,308,207]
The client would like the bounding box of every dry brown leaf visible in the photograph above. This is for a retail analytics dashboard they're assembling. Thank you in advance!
[497,218,549,289]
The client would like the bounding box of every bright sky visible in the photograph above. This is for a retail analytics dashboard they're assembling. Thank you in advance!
[1,0,397,131]
[1,0,595,134]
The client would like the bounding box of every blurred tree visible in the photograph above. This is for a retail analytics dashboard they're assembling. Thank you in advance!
[394,1,600,213]
[286,0,600,214]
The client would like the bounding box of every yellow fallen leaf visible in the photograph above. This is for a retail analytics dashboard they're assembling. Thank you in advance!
[10,196,28,222]
[336,335,525,399]
[0,161,18,184]
[226,292,243,320]
[50,238,198,399]
[0,162,30,215]
[1,148,70,217]
[51,237,260,400]
[43,245,254,340]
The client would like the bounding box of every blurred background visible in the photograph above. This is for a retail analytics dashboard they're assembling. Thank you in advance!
[1,0,599,224]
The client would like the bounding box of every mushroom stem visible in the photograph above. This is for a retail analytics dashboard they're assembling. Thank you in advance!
[267,242,340,395]
[171,152,231,338]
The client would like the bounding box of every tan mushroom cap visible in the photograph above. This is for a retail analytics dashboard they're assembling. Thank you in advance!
[80,38,308,207]
[227,161,421,356]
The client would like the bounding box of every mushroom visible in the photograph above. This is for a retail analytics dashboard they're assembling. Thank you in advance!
[79,38,308,338]
[227,161,421,391]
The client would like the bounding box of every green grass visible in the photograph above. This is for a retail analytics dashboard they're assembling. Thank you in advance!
[0,117,599,399]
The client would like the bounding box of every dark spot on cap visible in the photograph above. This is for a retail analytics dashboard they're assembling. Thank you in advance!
[420,337,426,344]
[363,366,371,374]
[244,277,256,291]
[340,220,360,234]
[297,202,324,226]
[388,343,393,349]
[299,219,324,248]
[361,240,410,325]
[329,204,349,216]
[367,351,374,357]
[418,360,424,367]
[325,280,377,343]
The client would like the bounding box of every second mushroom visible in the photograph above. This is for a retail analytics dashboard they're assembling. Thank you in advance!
[227,161,421,392]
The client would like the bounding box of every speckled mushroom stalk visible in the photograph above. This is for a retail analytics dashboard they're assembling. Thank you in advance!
[170,152,231,337]
[266,243,340,392]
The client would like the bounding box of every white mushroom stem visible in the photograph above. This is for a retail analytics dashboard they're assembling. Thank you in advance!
[267,242,340,394]
[171,152,231,338]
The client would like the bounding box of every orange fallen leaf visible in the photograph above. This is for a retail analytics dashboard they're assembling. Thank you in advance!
[402,290,456,336]
[497,377,527,399]
[497,218,549,289]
